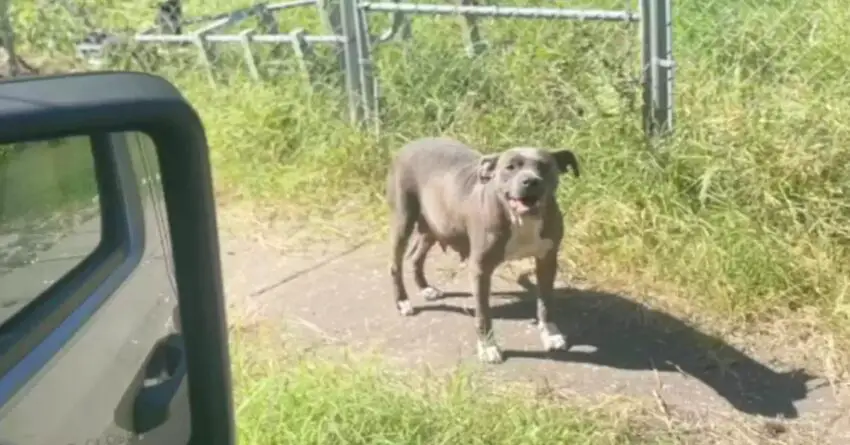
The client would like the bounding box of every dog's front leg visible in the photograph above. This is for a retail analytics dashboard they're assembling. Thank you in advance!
[470,262,503,363]
[535,251,568,351]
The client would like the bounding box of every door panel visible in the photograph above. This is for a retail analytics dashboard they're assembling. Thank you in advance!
[0,133,190,445]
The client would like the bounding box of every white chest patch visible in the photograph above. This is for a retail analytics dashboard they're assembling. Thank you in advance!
[502,217,554,262]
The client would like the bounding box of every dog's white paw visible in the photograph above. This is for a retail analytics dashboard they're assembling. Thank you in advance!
[477,340,504,364]
[397,300,415,316]
[539,322,568,351]
[419,286,444,301]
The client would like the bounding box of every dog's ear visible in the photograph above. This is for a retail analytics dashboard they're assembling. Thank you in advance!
[552,149,579,178]
[478,153,499,183]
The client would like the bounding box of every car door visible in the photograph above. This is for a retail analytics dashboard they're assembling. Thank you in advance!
[0,131,189,445]
[0,73,234,445]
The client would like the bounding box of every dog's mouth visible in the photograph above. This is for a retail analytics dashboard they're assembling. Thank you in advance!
[507,195,541,214]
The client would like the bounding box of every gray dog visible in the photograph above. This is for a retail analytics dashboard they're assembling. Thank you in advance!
[386,137,580,363]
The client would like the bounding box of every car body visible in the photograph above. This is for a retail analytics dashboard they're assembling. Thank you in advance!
[0,73,234,445]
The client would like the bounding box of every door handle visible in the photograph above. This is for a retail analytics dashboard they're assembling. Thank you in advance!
[115,333,186,434]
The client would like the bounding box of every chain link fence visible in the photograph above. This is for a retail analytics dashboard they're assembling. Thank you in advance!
[4,0,846,142]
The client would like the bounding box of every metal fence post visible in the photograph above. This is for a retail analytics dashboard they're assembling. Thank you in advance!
[337,0,378,130]
[653,0,674,136]
[641,0,674,138]
[338,0,366,125]
[353,1,379,130]
[639,0,653,137]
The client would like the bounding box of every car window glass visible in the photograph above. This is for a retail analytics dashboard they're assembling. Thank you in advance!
[127,132,175,284]
[0,137,102,327]
[125,131,180,330]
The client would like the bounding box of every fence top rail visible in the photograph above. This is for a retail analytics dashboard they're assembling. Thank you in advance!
[129,32,345,44]
[358,2,640,22]
[267,0,318,11]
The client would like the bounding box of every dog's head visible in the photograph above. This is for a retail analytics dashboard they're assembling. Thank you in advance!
[478,147,579,217]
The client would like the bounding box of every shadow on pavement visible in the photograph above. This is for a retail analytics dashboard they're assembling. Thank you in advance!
[417,274,815,419]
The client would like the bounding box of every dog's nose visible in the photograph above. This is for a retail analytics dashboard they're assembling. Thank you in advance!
[522,176,541,188]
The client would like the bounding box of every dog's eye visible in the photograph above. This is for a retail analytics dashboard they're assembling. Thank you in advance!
[506,163,516,171]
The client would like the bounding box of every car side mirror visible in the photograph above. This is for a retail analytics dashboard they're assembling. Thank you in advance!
[0,72,234,445]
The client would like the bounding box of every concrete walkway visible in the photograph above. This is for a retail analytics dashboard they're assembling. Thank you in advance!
[219,229,850,445]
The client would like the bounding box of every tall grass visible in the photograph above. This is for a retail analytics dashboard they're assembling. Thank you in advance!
[14,0,850,326]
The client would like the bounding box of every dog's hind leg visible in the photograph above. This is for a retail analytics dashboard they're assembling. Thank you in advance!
[389,193,418,316]
[410,229,444,301]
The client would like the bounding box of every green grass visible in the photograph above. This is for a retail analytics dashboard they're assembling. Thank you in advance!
[230,326,674,445]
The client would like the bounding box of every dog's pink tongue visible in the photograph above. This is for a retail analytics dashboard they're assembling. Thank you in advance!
[510,198,528,212]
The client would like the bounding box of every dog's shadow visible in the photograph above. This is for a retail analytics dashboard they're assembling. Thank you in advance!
[417,274,816,419]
